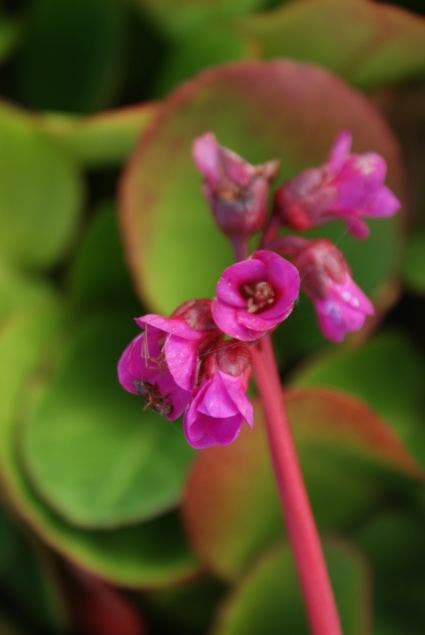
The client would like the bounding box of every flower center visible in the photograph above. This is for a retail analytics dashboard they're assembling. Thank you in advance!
[133,380,172,417]
[242,281,276,313]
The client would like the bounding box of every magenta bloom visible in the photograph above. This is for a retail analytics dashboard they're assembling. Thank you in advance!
[193,132,279,238]
[118,300,217,420]
[294,239,374,342]
[211,249,300,341]
[274,131,400,239]
[184,343,253,449]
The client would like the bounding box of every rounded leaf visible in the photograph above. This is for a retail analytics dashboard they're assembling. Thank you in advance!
[40,104,157,169]
[182,388,421,580]
[0,103,83,270]
[238,0,425,89]
[211,540,371,635]
[21,313,195,529]
[293,332,425,466]
[120,60,404,360]
[0,306,197,589]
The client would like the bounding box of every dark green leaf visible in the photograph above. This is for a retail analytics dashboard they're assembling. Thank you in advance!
[212,540,371,635]
[16,0,126,113]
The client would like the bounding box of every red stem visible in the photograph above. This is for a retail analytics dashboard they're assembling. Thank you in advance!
[231,234,249,260]
[251,335,342,635]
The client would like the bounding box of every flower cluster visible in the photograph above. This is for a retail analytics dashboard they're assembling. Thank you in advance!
[118,253,300,448]
[118,131,400,448]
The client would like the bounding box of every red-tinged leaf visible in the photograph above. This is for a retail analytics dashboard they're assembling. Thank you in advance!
[292,332,425,466]
[237,0,425,90]
[119,60,404,362]
[182,388,422,580]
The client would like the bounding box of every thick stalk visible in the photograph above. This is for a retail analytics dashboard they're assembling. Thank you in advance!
[251,334,342,635]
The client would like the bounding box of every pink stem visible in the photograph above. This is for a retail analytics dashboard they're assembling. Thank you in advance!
[231,234,249,260]
[260,213,281,247]
[251,334,342,635]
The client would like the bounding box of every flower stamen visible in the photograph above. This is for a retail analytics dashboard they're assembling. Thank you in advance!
[242,281,276,313]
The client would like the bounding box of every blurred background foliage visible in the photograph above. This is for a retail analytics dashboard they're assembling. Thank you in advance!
[0,0,424,633]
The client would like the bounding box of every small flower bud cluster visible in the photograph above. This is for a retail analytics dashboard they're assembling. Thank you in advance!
[118,131,400,448]
[193,130,399,343]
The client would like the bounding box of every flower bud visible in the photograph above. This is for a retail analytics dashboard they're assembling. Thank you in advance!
[293,239,374,342]
[274,131,400,239]
[193,132,279,239]
[183,341,253,449]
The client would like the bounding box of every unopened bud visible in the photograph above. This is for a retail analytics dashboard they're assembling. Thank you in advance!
[193,132,279,239]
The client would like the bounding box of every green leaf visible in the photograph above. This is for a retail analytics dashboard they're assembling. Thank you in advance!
[182,388,421,580]
[144,576,226,635]
[404,231,425,295]
[136,0,269,39]
[292,332,425,466]
[0,15,20,65]
[120,60,404,362]
[0,616,21,635]
[68,202,139,311]
[21,312,195,528]
[238,0,425,89]
[0,305,197,588]
[0,260,54,325]
[0,102,83,271]
[212,540,371,635]
[355,512,425,635]
[0,507,67,632]
[16,0,126,113]
[39,104,157,169]
[154,24,252,95]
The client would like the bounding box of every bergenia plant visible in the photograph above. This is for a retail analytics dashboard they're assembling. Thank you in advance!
[118,131,400,635]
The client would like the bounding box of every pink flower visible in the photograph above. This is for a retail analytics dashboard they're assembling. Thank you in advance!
[274,131,400,239]
[117,300,218,420]
[211,250,300,341]
[293,239,374,342]
[193,132,279,238]
[183,342,253,449]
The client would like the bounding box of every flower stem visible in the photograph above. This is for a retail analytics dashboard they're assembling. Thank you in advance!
[231,235,249,260]
[251,334,342,635]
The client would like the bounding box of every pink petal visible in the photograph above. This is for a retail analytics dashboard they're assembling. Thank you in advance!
[327,131,352,174]
[332,275,374,316]
[117,334,146,394]
[251,250,300,320]
[346,217,370,239]
[216,258,266,307]
[220,146,255,187]
[219,371,254,426]
[367,186,401,218]
[192,132,220,187]
[139,314,202,340]
[164,335,198,391]
[198,375,239,418]
[211,300,260,341]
